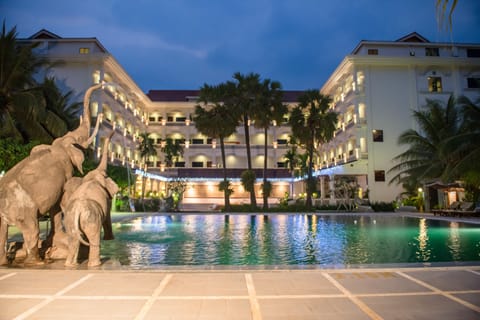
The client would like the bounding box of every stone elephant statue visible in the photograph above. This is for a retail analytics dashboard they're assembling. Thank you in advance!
[63,131,118,267]
[0,83,103,265]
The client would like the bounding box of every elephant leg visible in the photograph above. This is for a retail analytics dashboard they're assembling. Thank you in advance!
[0,218,8,265]
[65,235,80,267]
[18,215,43,265]
[87,222,102,267]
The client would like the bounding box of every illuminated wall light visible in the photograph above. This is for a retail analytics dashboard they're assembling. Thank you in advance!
[355,148,359,159]
[122,156,126,165]
[353,114,357,124]
[185,141,190,149]
[110,151,114,162]
[97,147,101,158]
[161,119,167,126]
[160,163,165,172]
[212,140,217,149]
[123,128,127,136]
[185,119,191,126]
[112,121,116,130]
[273,141,278,149]
[272,120,277,126]
[160,140,166,148]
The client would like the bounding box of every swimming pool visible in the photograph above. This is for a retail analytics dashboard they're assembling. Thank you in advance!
[101,214,480,267]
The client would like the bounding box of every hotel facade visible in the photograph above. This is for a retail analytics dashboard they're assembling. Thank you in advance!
[22,30,480,206]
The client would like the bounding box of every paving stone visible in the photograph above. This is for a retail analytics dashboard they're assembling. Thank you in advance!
[144,299,252,320]
[404,270,480,291]
[160,273,248,296]
[259,298,371,320]
[330,271,429,294]
[361,294,480,320]
[252,272,341,295]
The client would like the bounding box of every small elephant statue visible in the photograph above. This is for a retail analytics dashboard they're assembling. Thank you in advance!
[62,131,118,267]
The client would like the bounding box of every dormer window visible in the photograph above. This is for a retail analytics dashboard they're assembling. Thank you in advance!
[79,47,90,54]
[367,49,378,55]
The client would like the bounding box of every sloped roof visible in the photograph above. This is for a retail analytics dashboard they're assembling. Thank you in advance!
[395,32,430,43]
[29,29,62,39]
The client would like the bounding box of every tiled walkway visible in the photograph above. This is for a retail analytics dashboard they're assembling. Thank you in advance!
[1,266,479,319]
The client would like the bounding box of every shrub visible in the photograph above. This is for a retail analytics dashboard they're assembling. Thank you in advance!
[370,201,396,212]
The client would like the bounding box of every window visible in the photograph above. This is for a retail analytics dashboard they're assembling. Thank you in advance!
[467,49,480,58]
[167,116,174,122]
[79,47,90,54]
[277,139,288,145]
[374,170,385,182]
[174,161,185,167]
[367,49,378,55]
[277,162,286,168]
[467,78,480,89]
[148,116,156,122]
[425,47,439,56]
[192,161,204,168]
[176,116,186,122]
[206,138,213,144]
[428,76,442,92]
[192,138,204,144]
[372,129,383,142]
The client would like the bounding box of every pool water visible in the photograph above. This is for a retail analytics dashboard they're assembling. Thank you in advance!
[101,214,480,267]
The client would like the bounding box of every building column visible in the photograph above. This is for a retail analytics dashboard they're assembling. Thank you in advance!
[320,176,326,202]
[329,175,336,205]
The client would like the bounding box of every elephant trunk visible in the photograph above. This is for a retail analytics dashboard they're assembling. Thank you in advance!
[98,131,115,172]
[77,83,103,148]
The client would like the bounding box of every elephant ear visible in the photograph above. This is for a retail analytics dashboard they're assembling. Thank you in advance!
[65,144,85,175]
[105,177,119,197]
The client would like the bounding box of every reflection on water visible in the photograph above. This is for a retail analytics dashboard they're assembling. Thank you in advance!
[101,214,480,267]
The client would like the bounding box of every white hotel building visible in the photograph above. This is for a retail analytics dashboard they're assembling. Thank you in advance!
[23,30,480,205]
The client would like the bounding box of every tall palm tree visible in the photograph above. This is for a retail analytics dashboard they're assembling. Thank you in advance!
[445,96,480,198]
[0,22,49,142]
[138,132,157,200]
[194,83,238,211]
[436,0,458,31]
[289,90,338,209]
[253,79,287,209]
[389,96,462,186]
[229,72,263,207]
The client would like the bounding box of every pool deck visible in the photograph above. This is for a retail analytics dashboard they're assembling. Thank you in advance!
[1,212,480,319]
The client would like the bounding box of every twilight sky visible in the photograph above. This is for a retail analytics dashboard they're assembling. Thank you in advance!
[2,0,480,92]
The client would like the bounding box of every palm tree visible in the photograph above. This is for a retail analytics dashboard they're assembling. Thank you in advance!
[252,79,287,209]
[138,132,157,200]
[229,72,263,207]
[39,76,82,132]
[389,96,462,186]
[0,22,49,142]
[436,0,458,31]
[161,138,183,168]
[194,83,238,210]
[284,140,299,198]
[289,90,338,209]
